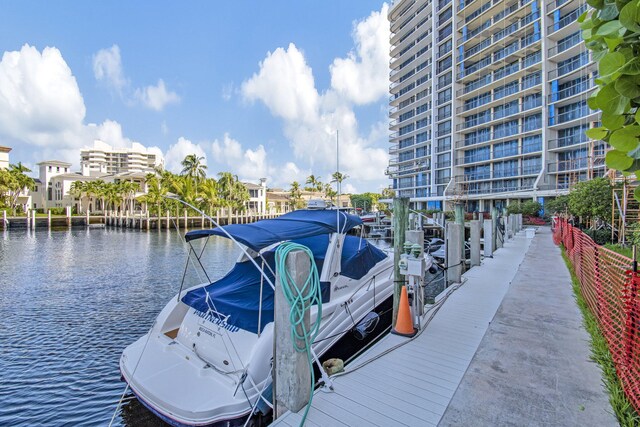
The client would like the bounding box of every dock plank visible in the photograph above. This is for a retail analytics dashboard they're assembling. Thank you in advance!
[271,233,532,426]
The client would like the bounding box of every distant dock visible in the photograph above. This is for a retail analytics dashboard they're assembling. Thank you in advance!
[0,209,283,231]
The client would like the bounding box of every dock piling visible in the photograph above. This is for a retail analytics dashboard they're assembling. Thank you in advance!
[274,249,311,419]
[392,197,410,325]
[447,222,463,285]
[470,220,481,267]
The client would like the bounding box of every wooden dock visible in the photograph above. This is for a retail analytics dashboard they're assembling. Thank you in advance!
[271,231,532,426]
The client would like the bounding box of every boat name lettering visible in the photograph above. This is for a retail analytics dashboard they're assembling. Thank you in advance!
[333,284,348,292]
[193,309,240,333]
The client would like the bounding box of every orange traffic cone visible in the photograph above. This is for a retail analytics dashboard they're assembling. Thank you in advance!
[391,286,417,337]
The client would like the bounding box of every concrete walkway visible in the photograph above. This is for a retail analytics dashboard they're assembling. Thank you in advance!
[439,227,616,426]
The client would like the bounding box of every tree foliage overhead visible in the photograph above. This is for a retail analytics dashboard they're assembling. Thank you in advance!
[581,0,640,199]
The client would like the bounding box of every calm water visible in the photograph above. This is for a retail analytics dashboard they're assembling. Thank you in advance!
[0,228,240,426]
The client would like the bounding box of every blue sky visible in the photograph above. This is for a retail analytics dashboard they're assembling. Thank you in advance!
[0,1,391,193]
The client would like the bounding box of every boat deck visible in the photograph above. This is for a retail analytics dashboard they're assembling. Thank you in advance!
[271,231,532,426]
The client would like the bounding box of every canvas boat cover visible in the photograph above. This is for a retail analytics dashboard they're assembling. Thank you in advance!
[184,209,363,251]
[181,234,387,334]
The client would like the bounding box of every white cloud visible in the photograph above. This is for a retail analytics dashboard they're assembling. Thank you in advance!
[0,44,164,167]
[135,79,180,111]
[330,4,390,105]
[92,45,179,111]
[241,4,389,190]
[211,133,242,162]
[92,45,128,94]
[239,5,391,192]
[0,44,86,150]
[164,137,208,174]
[242,43,319,122]
[161,121,169,135]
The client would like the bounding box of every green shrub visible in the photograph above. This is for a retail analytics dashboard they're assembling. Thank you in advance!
[49,207,66,215]
[584,229,612,245]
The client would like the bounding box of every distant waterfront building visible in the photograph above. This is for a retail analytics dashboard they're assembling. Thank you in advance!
[387,0,602,212]
[0,146,10,169]
[80,140,164,175]
[244,178,268,213]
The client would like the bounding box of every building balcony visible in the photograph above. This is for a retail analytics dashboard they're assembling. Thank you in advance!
[457,36,539,82]
[548,109,599,128]
[454,124,543,150]
[548,135,591,151]
[458,14,540,65]
[547,156,606,174]
[547,35,583,62]
[547,55,594,80]
[547,81,596,107]
[546,5,587,40]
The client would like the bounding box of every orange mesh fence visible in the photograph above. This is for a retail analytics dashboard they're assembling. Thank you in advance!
[552,218,640,411]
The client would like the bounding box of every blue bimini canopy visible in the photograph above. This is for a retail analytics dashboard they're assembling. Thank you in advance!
[180,234,387,334]
[184,209,363,252]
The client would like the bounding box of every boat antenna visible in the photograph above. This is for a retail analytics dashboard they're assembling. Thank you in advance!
[336,130,340,229]
[164,194,275,289]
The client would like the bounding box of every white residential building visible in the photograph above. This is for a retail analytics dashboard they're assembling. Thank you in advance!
[80,140,164,175]
[0,146,10,170]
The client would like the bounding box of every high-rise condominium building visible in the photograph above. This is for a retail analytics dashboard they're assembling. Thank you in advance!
[80,140,164,175]
[388,0,603,212]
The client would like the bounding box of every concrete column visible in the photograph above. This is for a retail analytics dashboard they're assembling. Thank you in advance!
[470,220,481,267]
[166,210,170,230]
[48,210,52,229]
[491,207,498,251]
[483,220,493,257]
[26,209,30,229]
[2,210,6,227]
[66,206,71,227]
[447,222,463,285]
[274,249,311,418]
[184,209,188,231]
[86,210,90,227]
[216,210,219,226]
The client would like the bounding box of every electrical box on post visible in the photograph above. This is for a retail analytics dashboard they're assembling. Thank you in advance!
[406,257,425,276]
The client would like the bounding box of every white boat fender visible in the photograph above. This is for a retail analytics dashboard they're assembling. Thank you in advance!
[352,311,380,340]
[243,323,274,392]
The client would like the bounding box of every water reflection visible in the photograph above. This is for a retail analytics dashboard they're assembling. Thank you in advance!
[0,228,238,426]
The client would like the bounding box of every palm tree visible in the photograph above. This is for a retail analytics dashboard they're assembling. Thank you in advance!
[305,174,323,193]
[181,154,207,195]
[289,181,303,210]
[4,164,35,214]
[144,174,167,217]
[323,183,337,203]
[69,181,87,213]
[200,178,219,215]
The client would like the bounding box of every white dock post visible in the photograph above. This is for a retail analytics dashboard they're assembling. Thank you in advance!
[216,210,220,226]
[184,209,188,231]
[483,220,494,258]
[86,210,90,227]
[146,211,150,230]
[166,210,170,230]
[201,214,204,229]
[66,206,72,227]
[446,222,463,285]
[2,210,6,227]
[470,220,481,268]
[48,210,52,229]
[274,249,311,419]
[26,209,30,229]
[32,210,36,228]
